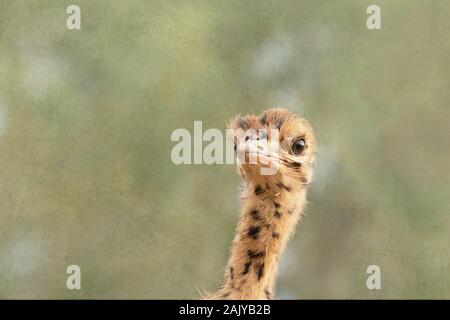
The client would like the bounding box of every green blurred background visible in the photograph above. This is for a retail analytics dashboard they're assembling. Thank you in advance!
[0,0,449,299]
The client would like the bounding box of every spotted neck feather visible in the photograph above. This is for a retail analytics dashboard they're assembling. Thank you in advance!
[209,179,307,300]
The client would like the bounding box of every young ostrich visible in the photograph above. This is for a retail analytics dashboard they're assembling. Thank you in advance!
[207,108,316,300]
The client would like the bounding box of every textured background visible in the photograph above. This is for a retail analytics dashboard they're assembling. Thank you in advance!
[0,0,449,298]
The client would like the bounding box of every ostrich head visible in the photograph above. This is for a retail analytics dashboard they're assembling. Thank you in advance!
[229,108,317,191]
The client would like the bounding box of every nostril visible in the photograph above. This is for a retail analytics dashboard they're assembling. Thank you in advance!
[246,135,259,141]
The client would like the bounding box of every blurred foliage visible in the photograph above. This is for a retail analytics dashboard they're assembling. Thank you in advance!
[0,0,449,298]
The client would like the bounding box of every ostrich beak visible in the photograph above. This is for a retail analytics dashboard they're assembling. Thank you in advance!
[235,138,280,176]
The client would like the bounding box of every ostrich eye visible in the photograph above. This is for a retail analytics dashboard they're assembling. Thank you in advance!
[291,138,306,155]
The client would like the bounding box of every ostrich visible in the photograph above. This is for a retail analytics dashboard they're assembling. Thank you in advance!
[207,108,317,300]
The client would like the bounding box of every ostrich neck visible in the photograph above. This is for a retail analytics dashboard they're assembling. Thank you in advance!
[217,180,307,300]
